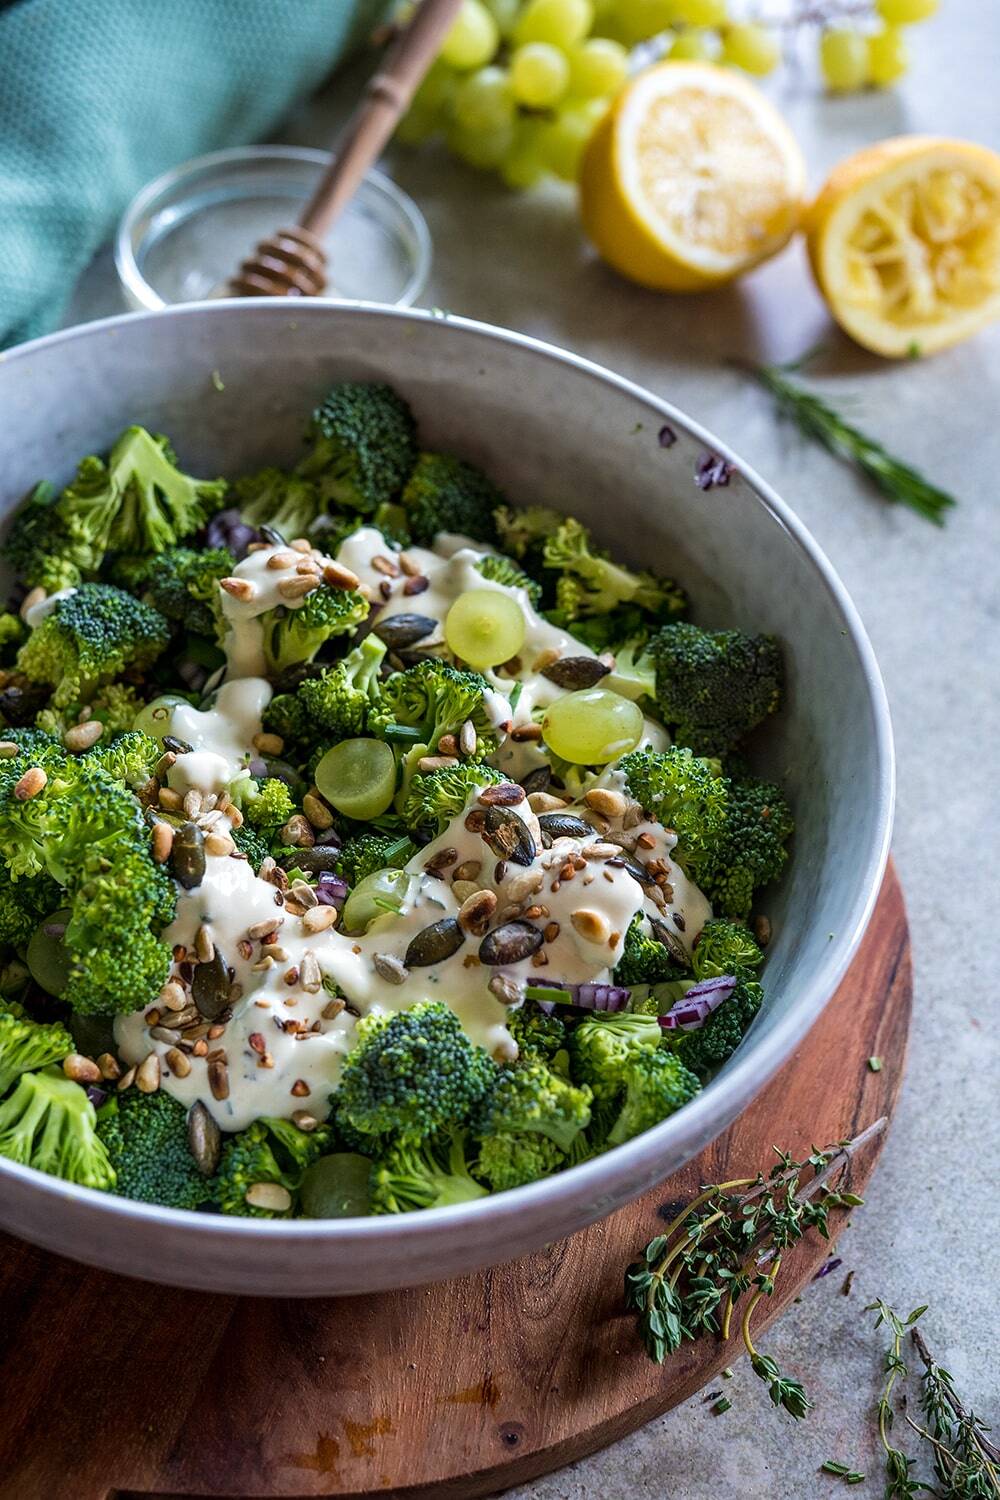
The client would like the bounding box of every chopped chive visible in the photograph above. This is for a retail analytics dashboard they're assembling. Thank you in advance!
[867,1056,883,1072]
[712,1397,732,1415]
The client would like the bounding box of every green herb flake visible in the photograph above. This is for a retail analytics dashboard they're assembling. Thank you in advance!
[868,1056,883,1072]
[211,369,225,392]
[712,1397,733,1415]
[821,1460,865,1484]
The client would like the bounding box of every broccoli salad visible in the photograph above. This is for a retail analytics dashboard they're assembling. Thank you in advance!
[0,383,792,1219]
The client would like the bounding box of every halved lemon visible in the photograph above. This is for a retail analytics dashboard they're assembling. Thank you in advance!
[579,62,806,292]
[806,136,1000,357]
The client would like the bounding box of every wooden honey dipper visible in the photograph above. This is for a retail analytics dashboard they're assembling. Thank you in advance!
[230,0,462,298]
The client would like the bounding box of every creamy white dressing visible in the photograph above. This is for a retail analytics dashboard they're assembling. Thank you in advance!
[165,678,272,796]
[23,586,76,629]
[218,541,340,678]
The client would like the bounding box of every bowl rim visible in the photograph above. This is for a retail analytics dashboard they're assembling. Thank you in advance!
[0,299,894,1244]
[113,144,433,313]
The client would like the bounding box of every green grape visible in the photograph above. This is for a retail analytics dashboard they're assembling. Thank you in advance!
[133,693,187,743]
[445,589,526,669]
[441,0,500,69]
[412,61,459,118]
[397,105,439,146]
[26,908,72,997]
[876,0,937,22]
[515,0,594,49]
[674,0,726,24]
[341,868,413,935]
[301,1155,371,1218]
[668,28,719,60]
[501,121,548,189]
[567,37,629,99]
[542,688,643,765]
[611,0,677,45]
[484,0,523,33]
[540,102,606,180]
[510,42,571,107]
[867,25,908,85]
[314,738,396,820]
[819,27,868,91]
[721,22,779,75]
[454,65,516,132]
[447,118,517,168]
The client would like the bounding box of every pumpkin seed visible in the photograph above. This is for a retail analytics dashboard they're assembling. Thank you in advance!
[404,917,465,968]
[478,920,544,967]
[188,1100,222,1175]
[192,950,231,1020]
[259,524,286,547]
[608,854,656,887]
[518,766,551,797]
[162,735,193,754]
[536,812,593,840]
[482,806,536,867]
[541,656,610,689]
[171,821,206,890]
[373,613,437,649]
[650,917,691,968]
[283,843,342,875]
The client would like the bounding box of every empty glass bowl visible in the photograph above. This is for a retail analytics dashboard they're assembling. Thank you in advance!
[115,145,432,312]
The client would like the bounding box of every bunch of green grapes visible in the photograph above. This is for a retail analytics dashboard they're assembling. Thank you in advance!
[398,0,939,189]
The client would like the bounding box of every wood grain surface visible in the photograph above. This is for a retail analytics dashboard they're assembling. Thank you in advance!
[0,864,910,1500]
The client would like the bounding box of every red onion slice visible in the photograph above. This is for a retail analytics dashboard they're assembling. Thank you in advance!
[658,975,737,1031]
[525,980,632,1013]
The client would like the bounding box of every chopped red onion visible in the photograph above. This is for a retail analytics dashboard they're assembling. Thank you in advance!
[205,508,259,560]
[525,979,632,1013]
[85,1085,107,1109]
[812,1257,843,1281]
[658,975,736,1031]
[316,872,348,908]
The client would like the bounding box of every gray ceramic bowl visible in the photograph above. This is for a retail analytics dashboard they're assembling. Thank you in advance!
[0,302,893,1295]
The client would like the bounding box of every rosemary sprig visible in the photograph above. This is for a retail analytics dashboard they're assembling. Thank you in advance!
[624,1117,885,1416]
[743,360,957,526]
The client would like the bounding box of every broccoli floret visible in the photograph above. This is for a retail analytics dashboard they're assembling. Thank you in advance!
[0,1067,115,1188]
[242,778,295,835]
[649,622,784,756]
[0,1002,72,1094]
[36,684,145,742]
[369,1128,487,1213]
[605,1048,701,1146]
[478,1059,592,1154]
[568,1013,663,1104]
[234,467,323,540]
[615,913,690,988]
[96,1089,215,1209]
[370,658,499,758]
[400,762,505,837]
[605,639,657,703]
[493,504,563,571]
[264,635,386,755]
[0,612,26,666]
[17,584,170,710]
[672,976,764,1079]
[476,1130,566,1192]
[474,554,542,606]
[125,545,235,637]
[0,758,174,1014]
[542,518,687,623]
[0,727,66,770]
[619,747,729,889]
[297,383,417,515]
[2,481,96,592]
[338,1002,496,1144]
[692,919,765,980]
[230,823,270,872]
[401,452,502,546]
[83,729,161,789]
[336,832,415,888]
[507,1003,566,1063]
[217,1115,333,1218]
[258,582,370,676]
[701,776,794,920]
[56,427,226,559]
[0,866,61,948]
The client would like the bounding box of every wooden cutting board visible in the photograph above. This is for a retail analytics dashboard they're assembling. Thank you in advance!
[0,863,910,1500]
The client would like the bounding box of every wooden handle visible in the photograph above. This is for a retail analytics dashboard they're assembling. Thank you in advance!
[298,0,464,240]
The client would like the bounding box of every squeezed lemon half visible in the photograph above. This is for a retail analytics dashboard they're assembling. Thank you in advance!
[806,135,1000,357]
[579,62,807,292]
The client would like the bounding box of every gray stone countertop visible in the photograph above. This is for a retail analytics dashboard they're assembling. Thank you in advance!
[64,3,998,1491]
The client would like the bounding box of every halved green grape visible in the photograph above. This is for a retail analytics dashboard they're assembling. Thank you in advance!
[441,0,500,69]
[819,27,868,91]
[445,589,526,669]
[721,22,779,75]
[568,37,629,99]
[301,1154,372,1218]
[26,908,72,997]
[341,868,414,935]
[314,738,396,820]
[510,42,571,107]
[515,0,594,49]
[133,694,188,743]
[454,65,516,133]
[867,25,908,84]
[876,0,937,22]
[542,688,644,764]
[668,27,719,60]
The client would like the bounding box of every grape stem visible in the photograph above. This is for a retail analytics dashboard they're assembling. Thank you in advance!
[746,0,877,27]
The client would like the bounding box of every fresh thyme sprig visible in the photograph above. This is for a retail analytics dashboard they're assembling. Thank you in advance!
[743,359,957,527]
[625,1117,886,1417]
[868,1300,929,1497]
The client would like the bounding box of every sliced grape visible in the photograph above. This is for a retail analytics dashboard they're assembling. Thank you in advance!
[300,1154,372,1218]
[314,739,396,820]
[133,694,187,743]
[542,688,644,764]
[26,908,73,996]
[445,589,526,669]
[341,868,414,935]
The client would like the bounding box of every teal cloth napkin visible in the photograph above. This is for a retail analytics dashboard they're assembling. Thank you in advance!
[0,0,388,349]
